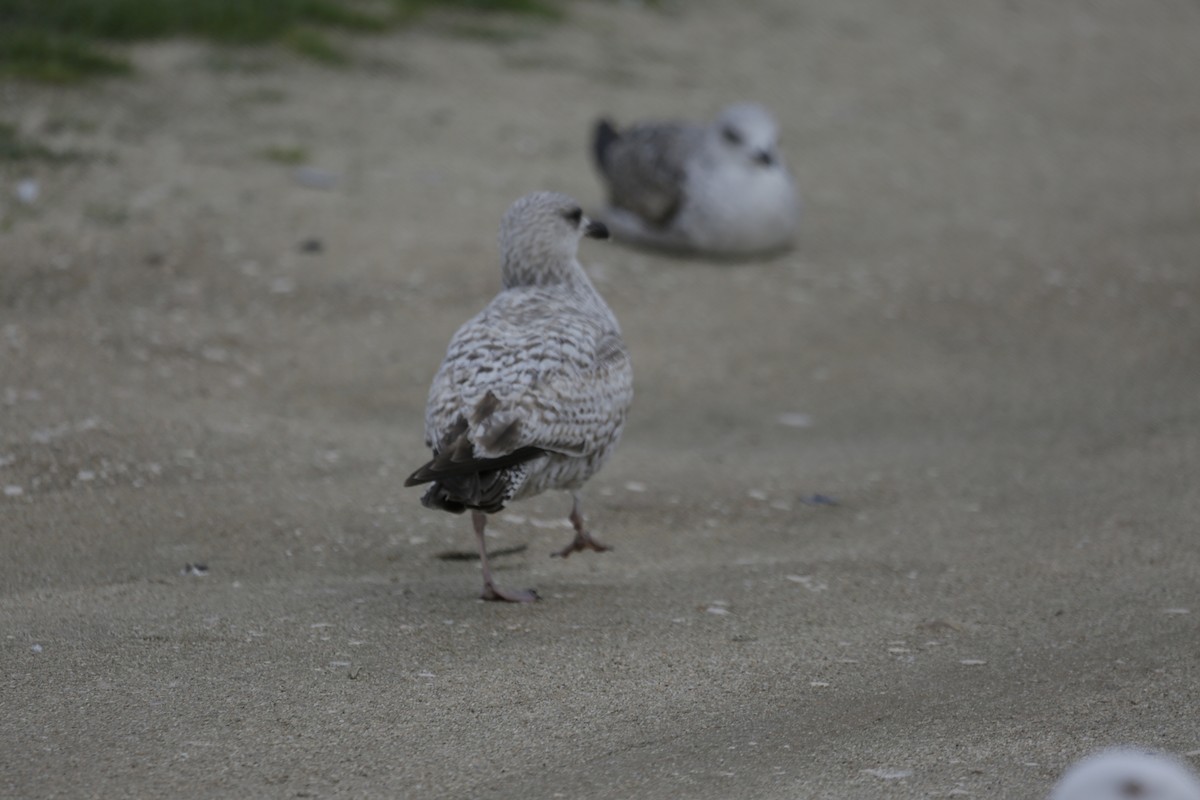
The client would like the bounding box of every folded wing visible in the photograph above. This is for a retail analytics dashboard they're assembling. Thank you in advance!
[408,319,633,513]
[594,119,698,228]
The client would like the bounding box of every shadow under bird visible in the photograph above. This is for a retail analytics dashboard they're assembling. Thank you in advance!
[592,102,800,257]
[405,191,633,602]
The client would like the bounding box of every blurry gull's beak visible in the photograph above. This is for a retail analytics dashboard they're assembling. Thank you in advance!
[753,149,776,167]
[583,219,610,240]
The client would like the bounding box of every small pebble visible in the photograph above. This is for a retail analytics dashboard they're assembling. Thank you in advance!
[864,769,912,780]
[16,179,39,205]
[785,574,827,591]
[293,167,339,190]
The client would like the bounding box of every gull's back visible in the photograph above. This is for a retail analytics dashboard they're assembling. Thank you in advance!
[414,191,633,512]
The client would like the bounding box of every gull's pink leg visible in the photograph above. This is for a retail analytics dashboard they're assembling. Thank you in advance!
[552,493,611,559]
[473,511,538,602]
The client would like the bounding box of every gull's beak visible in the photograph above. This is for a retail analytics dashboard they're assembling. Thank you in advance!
[583,219,610,240]
[753,149,775,167]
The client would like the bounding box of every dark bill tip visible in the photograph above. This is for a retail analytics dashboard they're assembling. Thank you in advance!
[584,220,610,240]
[753,149,775,167]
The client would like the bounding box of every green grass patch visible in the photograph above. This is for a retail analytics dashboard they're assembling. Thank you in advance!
[0,29,131,82]
[419,0,561,19]
[0,122,83,161]
[258,144,310,165]
[281,26,347,64]
[0,0,566,82]
[0,0,390,43]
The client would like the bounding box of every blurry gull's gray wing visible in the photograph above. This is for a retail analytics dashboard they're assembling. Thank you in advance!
[593,119,702,228]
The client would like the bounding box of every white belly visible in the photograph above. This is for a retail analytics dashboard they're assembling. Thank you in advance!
[680,164,800,255]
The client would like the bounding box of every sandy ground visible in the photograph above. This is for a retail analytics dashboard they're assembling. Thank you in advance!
[2,1,1200,797]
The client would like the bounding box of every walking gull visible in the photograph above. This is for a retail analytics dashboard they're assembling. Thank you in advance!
[591,103,800,256]
[405,191,634,602]
[1049,749,1200,800]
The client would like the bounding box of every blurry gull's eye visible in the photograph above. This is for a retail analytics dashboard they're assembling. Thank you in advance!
[1119,780,1146,798]
[721,126,743,146]
[563,207,583,225]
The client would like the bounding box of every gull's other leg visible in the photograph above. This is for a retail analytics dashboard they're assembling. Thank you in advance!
[552,493,611,559]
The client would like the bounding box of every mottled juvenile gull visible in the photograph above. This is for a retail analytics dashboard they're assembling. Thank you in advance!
[592,103,800,256]
[1049,749,1200,800]
[405,191,633,602]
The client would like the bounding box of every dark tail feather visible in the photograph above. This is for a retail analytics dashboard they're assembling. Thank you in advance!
[404,444,545,487]
[592,118,619,171]
[420,472,506,515]
[407,444,546,515]
[420,483,468,514]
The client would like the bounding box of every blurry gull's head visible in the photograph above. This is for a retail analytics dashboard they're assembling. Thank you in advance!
[713,103,783,167]
[1049,749,1200,800]
[499,191,608,288]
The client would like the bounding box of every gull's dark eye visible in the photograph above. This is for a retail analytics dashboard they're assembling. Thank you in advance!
[563,207,583,225]
[721,126,743,146]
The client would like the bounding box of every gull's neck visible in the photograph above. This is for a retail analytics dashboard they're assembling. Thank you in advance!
[501,252,589,290]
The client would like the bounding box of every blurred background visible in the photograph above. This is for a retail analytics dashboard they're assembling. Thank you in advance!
[2,1,1199,798]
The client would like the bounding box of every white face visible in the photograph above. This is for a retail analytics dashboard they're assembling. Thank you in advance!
[715,104,782,168]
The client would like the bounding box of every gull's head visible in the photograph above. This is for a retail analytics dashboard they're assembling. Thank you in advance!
[499,191,608,288]
[1049,750,1200,800]
[713,103,783,168]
